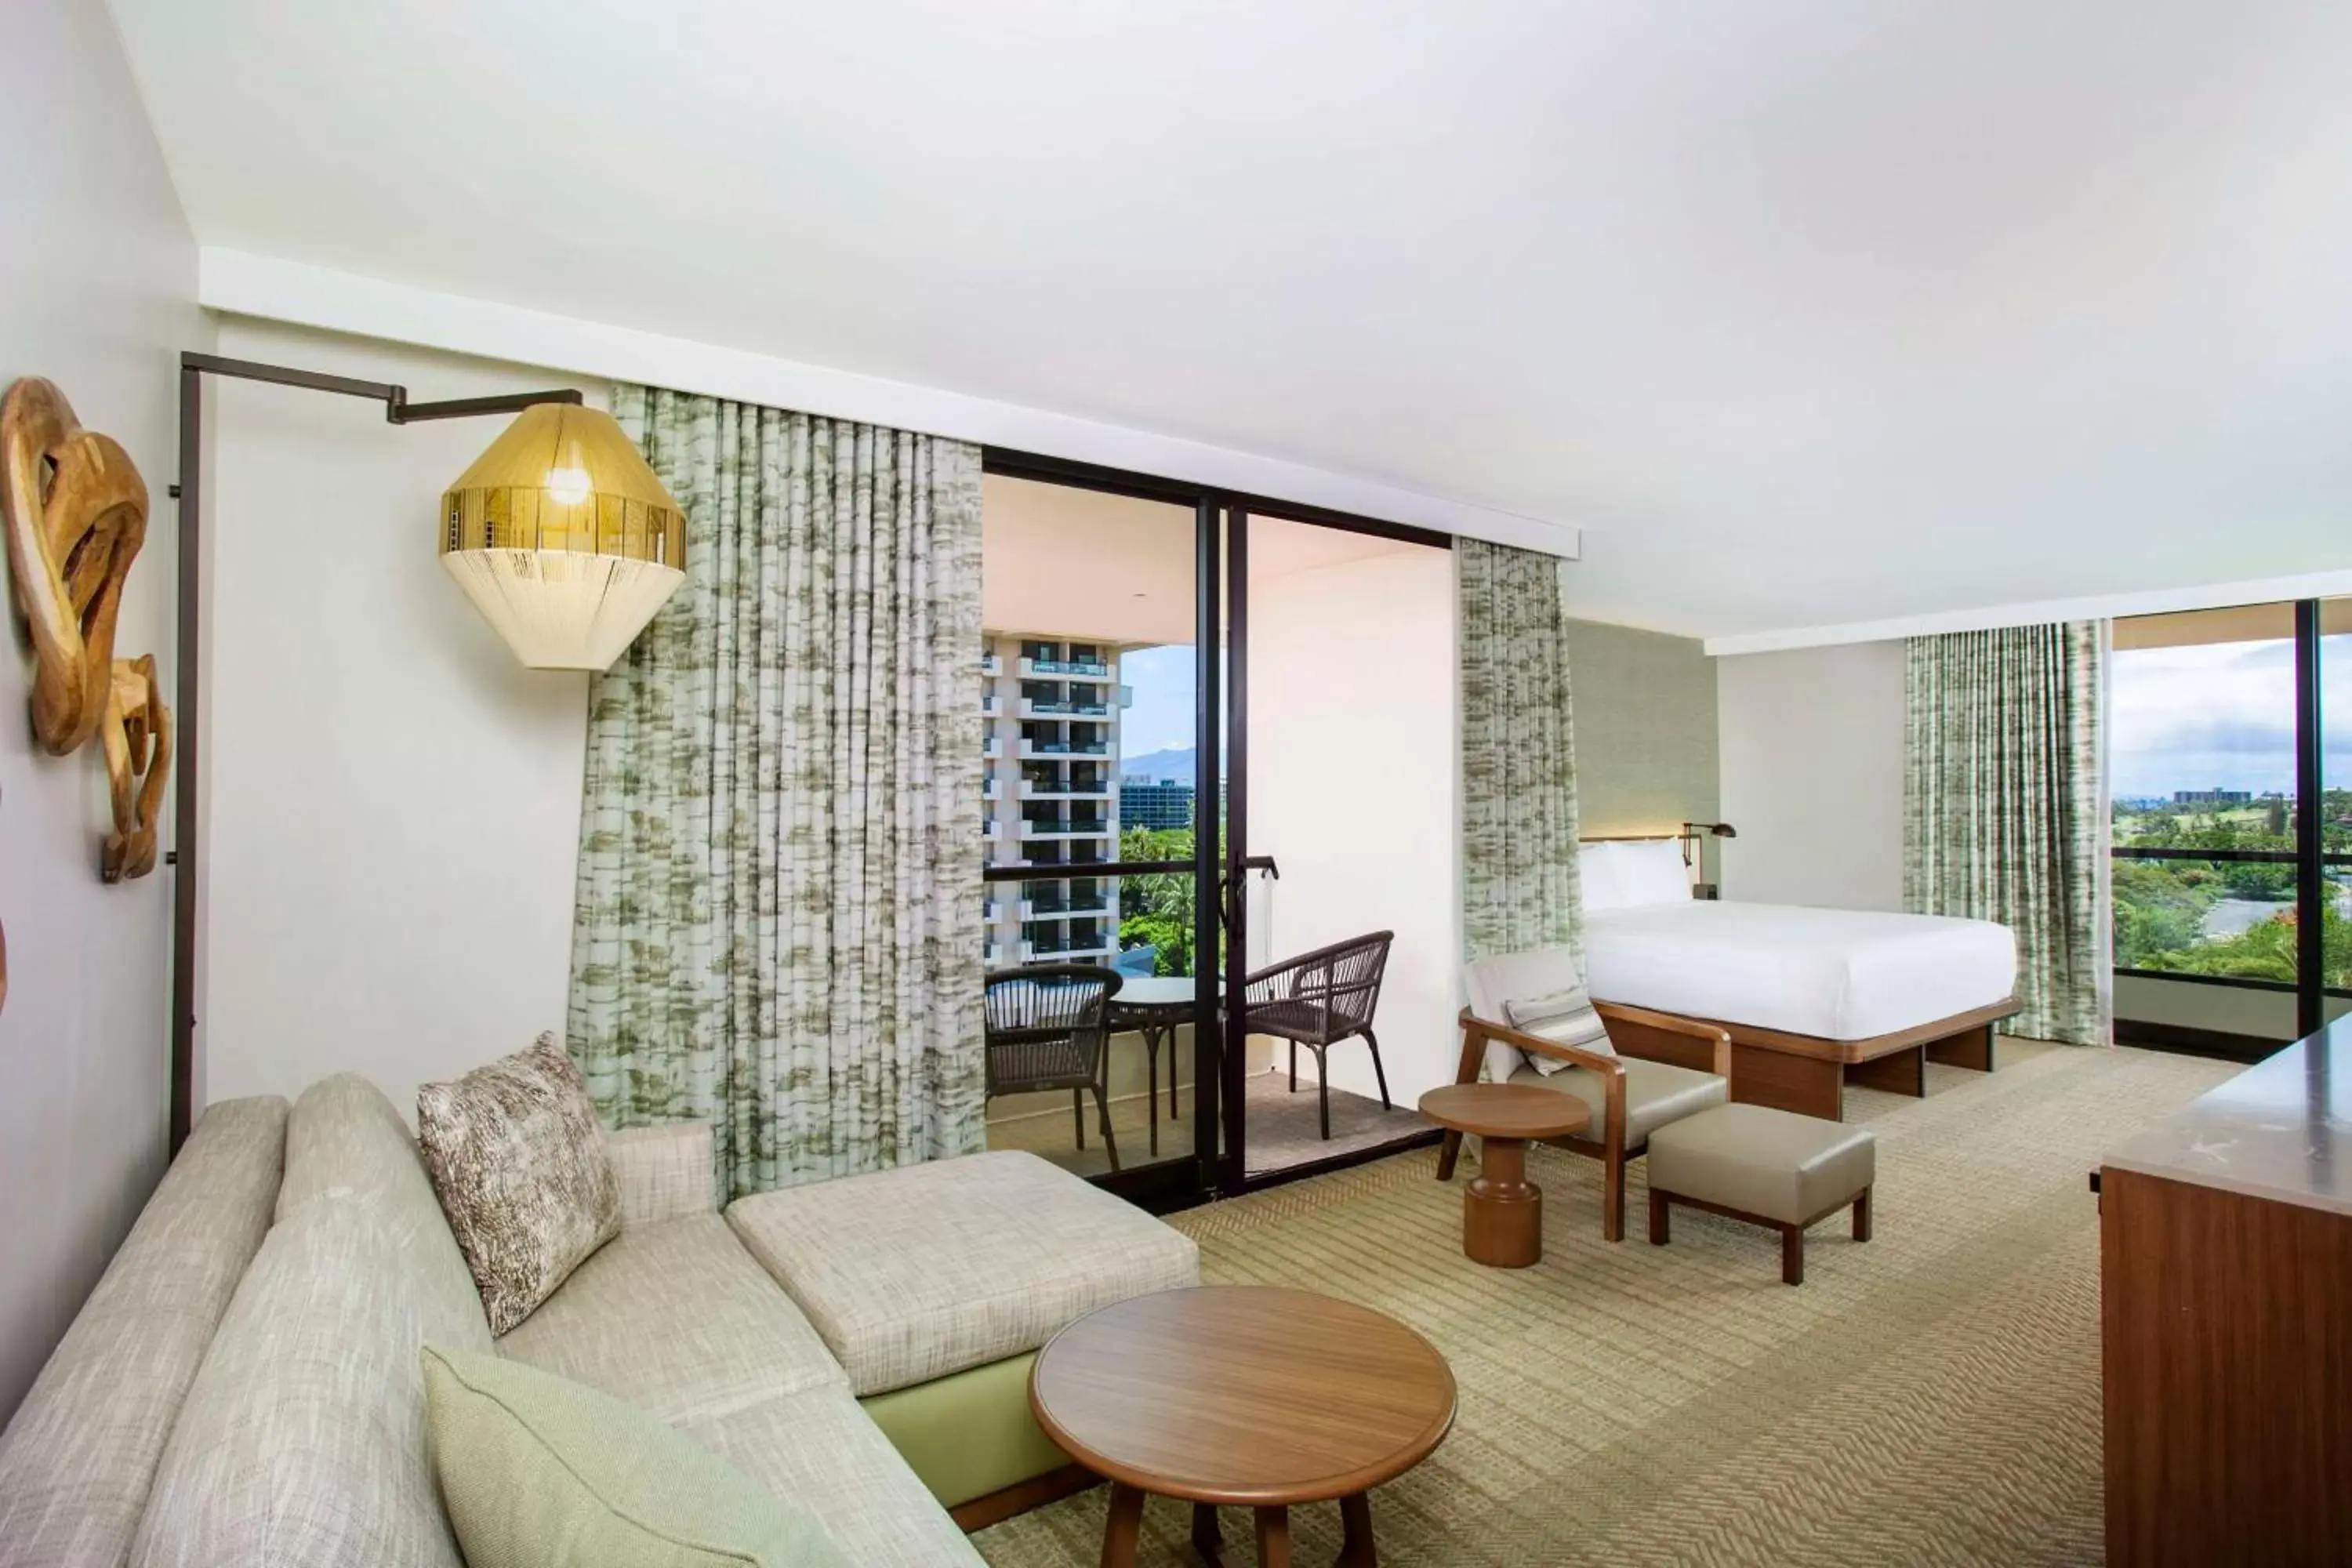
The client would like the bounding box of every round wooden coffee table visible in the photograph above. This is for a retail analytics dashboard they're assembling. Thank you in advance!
[1418,1083,1589,1268]
[1030,1286,1455,1567]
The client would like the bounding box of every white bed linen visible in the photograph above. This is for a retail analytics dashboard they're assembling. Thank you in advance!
[1582,901,2016,1040]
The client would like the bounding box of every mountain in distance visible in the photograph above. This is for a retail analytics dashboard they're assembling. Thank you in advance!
[1120,746,1196,783]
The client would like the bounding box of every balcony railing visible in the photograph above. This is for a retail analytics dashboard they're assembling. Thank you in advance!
[1019,819,1112,840]
[1019,778,1112,799]
[2112,843,2352,995]
[1021,657,1113,681]
[980,652,1002,676]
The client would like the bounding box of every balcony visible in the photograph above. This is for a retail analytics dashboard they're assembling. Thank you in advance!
[982,776,1001,800]
[1022,934,1115,960]
[1019,818,1112,840]
[1016,739,1109,759]
[1020,699,1074,717]
[1020,656,1114,683]
[1024,896,1111,921]
[981,693,1000,717]
[982,819,1002,841]
[984,942,1009,967]
[1019,777,1112,800]
[980,652,1002,676]
[982,735,1003,760]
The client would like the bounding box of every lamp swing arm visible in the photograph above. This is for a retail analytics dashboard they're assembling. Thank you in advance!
[166,353,588,1157]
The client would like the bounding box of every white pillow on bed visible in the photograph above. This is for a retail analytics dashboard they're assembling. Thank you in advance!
[1578,843,1628,912]
[1610,839,1690,907]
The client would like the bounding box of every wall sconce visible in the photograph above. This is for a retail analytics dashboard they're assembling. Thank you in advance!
[1682,820,1737,899]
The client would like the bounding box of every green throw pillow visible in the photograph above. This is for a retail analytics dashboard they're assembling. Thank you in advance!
[421,1346,851,1568]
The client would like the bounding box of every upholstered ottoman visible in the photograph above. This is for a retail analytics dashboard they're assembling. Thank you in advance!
[725,1150,1199,1519]
[1644,1103,1875,1285]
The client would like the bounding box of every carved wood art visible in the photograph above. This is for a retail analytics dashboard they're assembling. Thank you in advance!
[2,378,150,755]
[100,654,172,882]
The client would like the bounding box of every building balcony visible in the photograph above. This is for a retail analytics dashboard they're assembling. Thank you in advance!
[980,652,1002,677]
[982,776,1002,800]
[1019,779,1112,800]
[1024,898,1111,921]
[982,735,1002,759]
[982,819,1002,841]
[1018,819,1112,840]
[984,942,1009,967]
[981,694,1000,717]
[1020,699,1073,717]
[1022,936,1115,961]
[1019,657,1113,683]
[1016,739,1109,759]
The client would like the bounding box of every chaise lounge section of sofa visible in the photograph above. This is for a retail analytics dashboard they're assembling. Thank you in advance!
[0,1072,1200,1566]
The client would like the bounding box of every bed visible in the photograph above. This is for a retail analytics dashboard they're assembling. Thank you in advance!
[1577,840,2019,1121]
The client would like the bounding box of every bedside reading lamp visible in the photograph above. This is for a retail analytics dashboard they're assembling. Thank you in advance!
[1682,821,1737,898]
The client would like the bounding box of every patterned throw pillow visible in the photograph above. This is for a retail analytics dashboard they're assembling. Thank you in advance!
[418,1034,619,1335]
[1502,986,1615,1076]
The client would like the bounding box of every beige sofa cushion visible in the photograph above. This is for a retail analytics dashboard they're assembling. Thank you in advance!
[498,1214,845,1425]
[0,1097,286,1568]
[683,1386,985,1567]
[129,1194,466,1568]
[1508,1054,1728,1145]
[1646,1103,1876,1225]
[277,1073,493,1348]
[726,1150,1199,1396]
[417,1036,620,1335]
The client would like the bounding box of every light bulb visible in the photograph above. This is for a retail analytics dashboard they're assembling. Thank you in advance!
[545,466,593,506]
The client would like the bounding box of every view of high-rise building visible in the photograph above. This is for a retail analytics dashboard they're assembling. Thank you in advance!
[979,634,1127,967]
[1118,778,1194,832]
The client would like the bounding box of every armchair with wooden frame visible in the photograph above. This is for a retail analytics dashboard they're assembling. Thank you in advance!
[1439,949,1733,1241]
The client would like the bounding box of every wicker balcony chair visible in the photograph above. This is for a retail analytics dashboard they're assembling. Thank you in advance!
[1246,931,1396,1141]
[983,964,1125,1171]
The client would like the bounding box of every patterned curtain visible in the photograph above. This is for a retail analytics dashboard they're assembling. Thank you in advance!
[1904,622,2109,1046]
[1458,539,1583,964]
[568,384,986,1198]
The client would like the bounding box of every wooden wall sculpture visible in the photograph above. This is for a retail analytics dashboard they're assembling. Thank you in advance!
[0,376,171,907]
[100,655,172,882]
[2,377,150,755]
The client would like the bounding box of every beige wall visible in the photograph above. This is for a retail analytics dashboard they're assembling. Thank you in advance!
[1564,618,1719,839]
[0,0,208,1421]
[1715,641,1907,911]
[1249,544,1460,1104]
[201,319,599,1120]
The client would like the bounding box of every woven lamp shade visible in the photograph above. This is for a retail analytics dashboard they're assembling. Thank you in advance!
[437,404,688,670]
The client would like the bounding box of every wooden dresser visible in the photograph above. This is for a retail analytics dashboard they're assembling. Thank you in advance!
[2100,1022,2352,1567]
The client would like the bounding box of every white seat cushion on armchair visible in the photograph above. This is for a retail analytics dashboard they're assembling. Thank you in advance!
[1464,946,1617,1081]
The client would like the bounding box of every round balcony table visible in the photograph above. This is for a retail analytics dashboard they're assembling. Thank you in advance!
[1105,975,1198,1156]
[1417,1083,1590,1268]
[1031,1286,1455,1567]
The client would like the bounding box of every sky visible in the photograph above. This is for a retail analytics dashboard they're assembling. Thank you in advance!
[1118,642,1198,760]
[2111,633,2352,799]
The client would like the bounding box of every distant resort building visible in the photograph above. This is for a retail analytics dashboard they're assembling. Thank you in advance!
[2172,788,2254,806]
[1120,778,1195,832]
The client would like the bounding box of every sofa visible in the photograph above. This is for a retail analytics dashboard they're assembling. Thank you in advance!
[0,1072,1200,1566]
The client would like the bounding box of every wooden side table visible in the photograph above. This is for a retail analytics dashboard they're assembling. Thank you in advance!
[1030,1286,1455,1567]
[1418,1083,1589,1268]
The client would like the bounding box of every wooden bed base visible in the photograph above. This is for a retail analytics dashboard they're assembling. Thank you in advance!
[1599,997,2020,1122]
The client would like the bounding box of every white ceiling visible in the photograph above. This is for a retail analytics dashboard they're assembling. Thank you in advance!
[109,1,2352,640]
[981,476,1423,645]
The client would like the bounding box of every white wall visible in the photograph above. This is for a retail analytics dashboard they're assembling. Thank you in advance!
[1247,545,1458,1105]
[0,0,206,1421]
[201,319,598,1120]
[1715,641,1907,911]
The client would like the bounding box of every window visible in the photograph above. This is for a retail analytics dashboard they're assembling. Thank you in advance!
[2112,601,2352,1039]
[2111,605,2299,985]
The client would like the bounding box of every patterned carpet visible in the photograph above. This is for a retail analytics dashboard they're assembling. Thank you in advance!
[974,1040,2235,1567]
